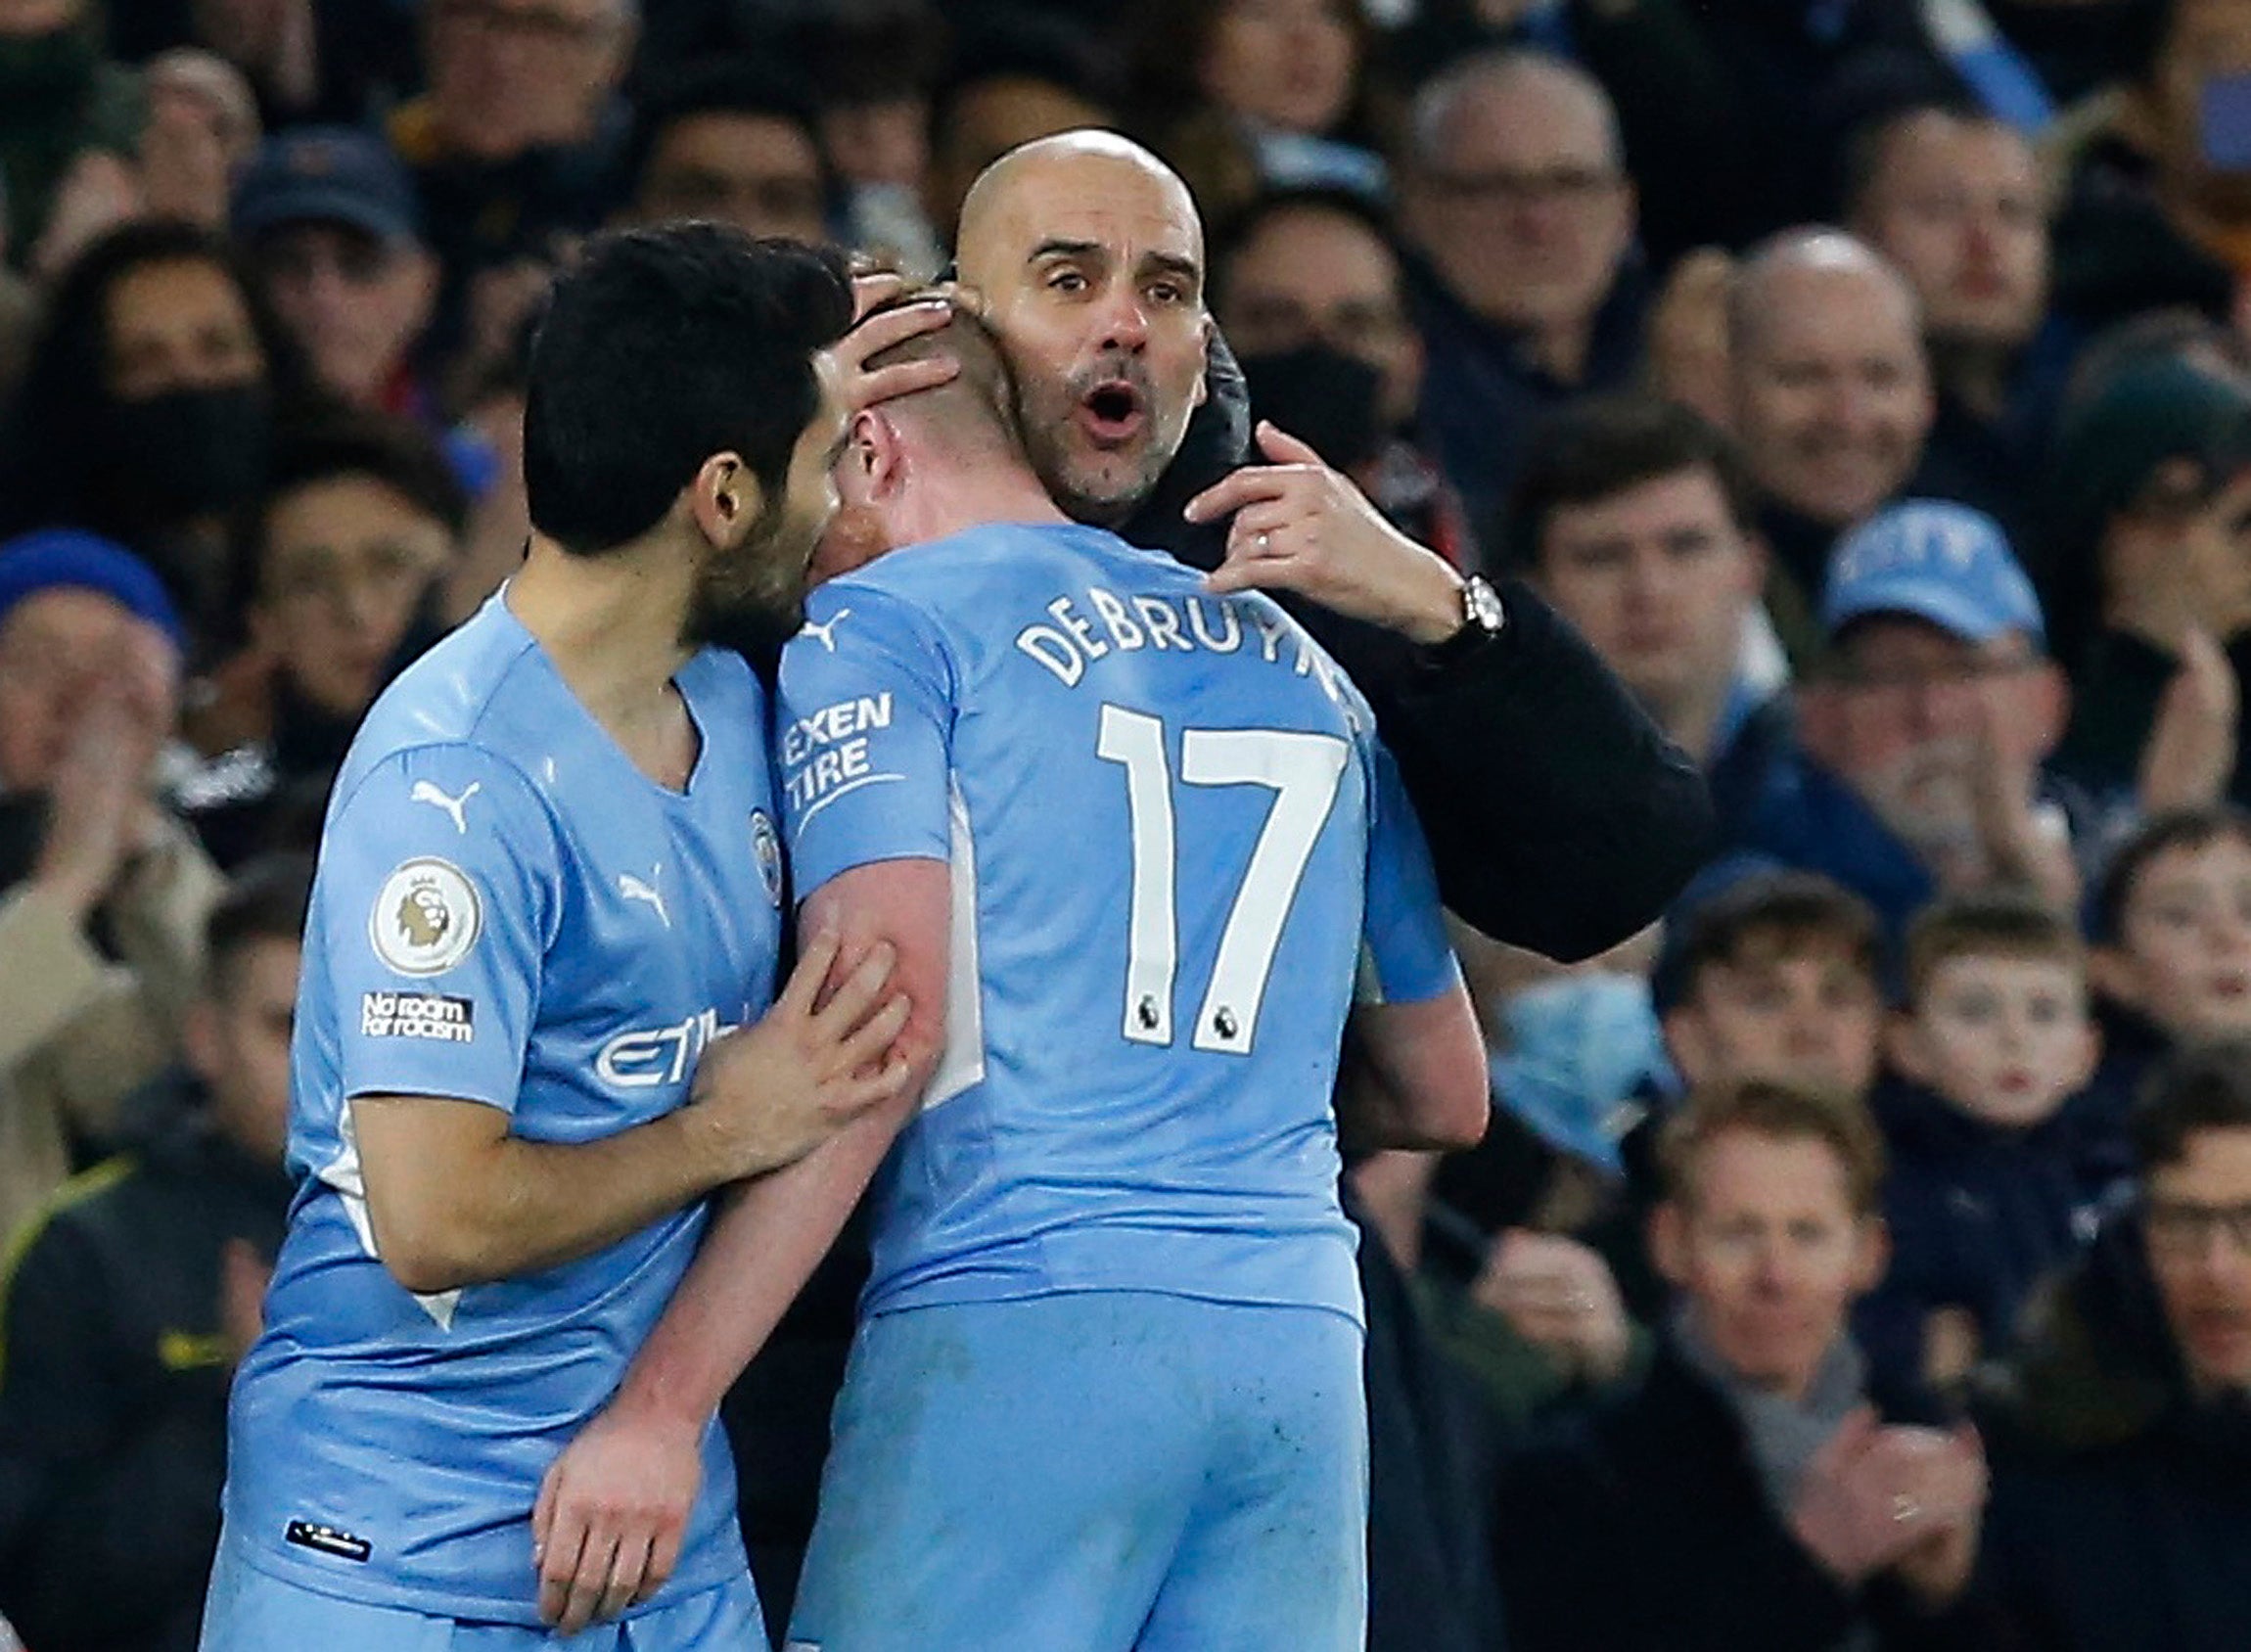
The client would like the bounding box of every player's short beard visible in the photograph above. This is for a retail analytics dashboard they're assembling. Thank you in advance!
[682,505,822,647]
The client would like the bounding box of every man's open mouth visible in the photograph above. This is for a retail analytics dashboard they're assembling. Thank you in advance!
[1078,380,1147,446]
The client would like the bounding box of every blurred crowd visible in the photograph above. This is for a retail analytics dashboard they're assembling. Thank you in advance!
[3,0,2251,1649]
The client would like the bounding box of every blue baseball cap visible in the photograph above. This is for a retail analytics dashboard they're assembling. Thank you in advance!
[1489,974,1664,1179]
[1821,499,2044,647]
[233,126,423,245]
[0,528,186,654]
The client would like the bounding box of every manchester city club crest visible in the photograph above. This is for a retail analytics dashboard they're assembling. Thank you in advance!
[369,857,482,975]
[750,809,785,908]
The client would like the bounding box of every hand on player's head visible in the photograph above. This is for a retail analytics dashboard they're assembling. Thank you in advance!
[837,293,958,418]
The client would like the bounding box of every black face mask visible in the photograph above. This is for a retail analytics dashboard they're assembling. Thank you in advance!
[1237,345,1388,476]
[108,385,272,522]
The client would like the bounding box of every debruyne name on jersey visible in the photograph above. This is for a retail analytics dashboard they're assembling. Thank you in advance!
[1012,586,1344,690]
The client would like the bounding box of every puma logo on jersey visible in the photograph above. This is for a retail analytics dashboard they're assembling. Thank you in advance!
[799,609,851,651]
[409,780,481,834]
[618,866,669,928]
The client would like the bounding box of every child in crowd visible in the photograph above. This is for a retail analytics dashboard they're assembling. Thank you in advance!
[1861,890,2113,1397]
[2076,805,2251,1151]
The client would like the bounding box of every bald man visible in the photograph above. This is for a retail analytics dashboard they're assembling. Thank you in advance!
[1729,230,1936,620]
[532,300,1489,1650]
[1400,51,1645,525]
[940,128,1712,966]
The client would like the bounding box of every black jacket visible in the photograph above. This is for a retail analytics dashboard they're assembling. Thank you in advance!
[1977,1216,2251,1652]
[1856,1079,2122,1400]
[1351,1188,1510,1652]
[1493,1336,1995,1652]
[0,1071,292,1652]
[1128,334,1717,963]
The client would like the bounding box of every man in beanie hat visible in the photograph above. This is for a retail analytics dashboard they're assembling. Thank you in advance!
[0,528,222,1243]
[2047,357,2251,812]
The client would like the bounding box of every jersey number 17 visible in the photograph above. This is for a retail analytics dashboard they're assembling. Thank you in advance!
[1095,704,1349,1059]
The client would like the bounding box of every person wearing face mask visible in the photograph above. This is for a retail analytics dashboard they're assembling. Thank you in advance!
[0,0,142,274]
[1214,187,1477,572]
[0,217,320,662]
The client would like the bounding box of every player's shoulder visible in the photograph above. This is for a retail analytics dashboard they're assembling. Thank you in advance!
[350,596,542,756]
[333,599,555,815]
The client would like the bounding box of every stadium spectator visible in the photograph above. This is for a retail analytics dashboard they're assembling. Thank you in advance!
[105,0,424,129]
[1399,51,1647,528]
[0,218,312,658]
[2046,359,2251,810]
[179,409,468,866]
[1659,868,1889,1104]
[1213,187,1477,569]
[622,61,828,248]
[920,10,1117,245]
[1743,500,2076,936]
[1131,0,1383,219]
[2084,805,2251,1140]
[1979,1040,2251,1650]
[1728,231,1935,661]
[1861,890,2113,1402]
[2048,0,2251,334]
[1581,863,1890,1327]
[1493,1078,1994,1652]
[804,0,947,279]
[0,0,141,276]
[0,529,220,1246]
[385,0,637,373]
[1844,101,2058,542]
[1504,393,1784,828]
[0,852,305,1652]
[1403,973,1661,1433]
[233,127,439,421]
[139,49,260,231]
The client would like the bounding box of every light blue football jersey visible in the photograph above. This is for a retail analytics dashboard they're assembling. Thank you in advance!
[218,594,788,1623]
[776,522,1460,1328]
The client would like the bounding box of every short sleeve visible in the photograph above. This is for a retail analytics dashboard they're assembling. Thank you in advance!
[1357,735,1462,1007]
[319,745,558,1113]
[776,583,954,896]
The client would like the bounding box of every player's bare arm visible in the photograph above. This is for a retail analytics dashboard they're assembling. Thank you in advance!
[530,859,950,1633]
[1337,981,1491,1153]
[354,932,912,1295]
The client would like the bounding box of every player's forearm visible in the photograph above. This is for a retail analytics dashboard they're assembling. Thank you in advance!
[376,1109,737,1293]
[607,1107,908,1429]
[1340,986,1491,1152]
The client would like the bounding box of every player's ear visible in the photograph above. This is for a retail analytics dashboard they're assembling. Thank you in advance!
[689,452,762,551]
[854,410,908,501]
